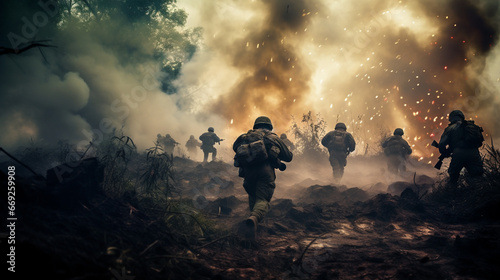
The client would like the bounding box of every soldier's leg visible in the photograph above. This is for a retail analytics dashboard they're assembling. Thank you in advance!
[203,150,209,162]
[250,180,276,222]
[448,154,466,185]
[387,155,399,174]
[243,180,256,211]
[339,155,347,179]
[399,160,407,172]
[241,180,258,241]
[212,148,217,161]
[338,163,345,179]
[332,162,343,181]
[464,149,484,179]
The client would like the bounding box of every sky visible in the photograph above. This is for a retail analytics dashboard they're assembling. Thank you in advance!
[0,0,499,164]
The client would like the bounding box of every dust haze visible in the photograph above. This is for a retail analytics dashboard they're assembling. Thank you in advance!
[177,0,499,157]
[1,0,499,186]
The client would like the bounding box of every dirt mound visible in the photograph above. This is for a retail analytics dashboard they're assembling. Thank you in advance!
[2,152,500,279]
[387,174,436,196]
[297,184,370,205]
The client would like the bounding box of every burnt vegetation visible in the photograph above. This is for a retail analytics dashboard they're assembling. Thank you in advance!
[1,132,499,279]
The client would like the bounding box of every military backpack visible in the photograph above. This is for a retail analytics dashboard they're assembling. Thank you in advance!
[384,137,406,156]
[461,120,484,148]
[328,130,347,151]
[234,129,280,167]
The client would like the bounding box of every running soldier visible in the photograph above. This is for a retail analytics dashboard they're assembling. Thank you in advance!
[382,128,412,176]
[321,122,356,182]
[199,127,223,162]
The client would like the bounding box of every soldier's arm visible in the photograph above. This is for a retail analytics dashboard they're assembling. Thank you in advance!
[438,128,450,154]
[404,140,412,154]
[213,134,221,142]
[347,134,356,152]
[321,133,331,147]
[267,134,293,162]
[381,138,389,148]
[277,139,293,162]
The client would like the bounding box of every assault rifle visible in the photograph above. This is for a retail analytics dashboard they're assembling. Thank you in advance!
[217,139,224,145]
[431,140,450,170]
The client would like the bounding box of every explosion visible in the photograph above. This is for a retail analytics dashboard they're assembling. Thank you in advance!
[177,0,500,160]
[0,0,499,163]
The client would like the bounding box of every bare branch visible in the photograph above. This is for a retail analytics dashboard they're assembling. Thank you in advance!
[0,41,57,56]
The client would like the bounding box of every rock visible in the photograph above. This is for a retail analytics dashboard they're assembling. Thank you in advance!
[299,185,341,204]
[341,187,370,202]
[368,182,388,194]
[286,205,322,223]
[360,193,399,221]
[387,181,413,196]
[387,178,433,197]
[268,199,295,217]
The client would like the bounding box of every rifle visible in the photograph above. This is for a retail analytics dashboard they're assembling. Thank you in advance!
[217,139,224,145]
[431,140,450,170]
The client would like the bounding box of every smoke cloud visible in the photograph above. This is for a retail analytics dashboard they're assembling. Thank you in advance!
[177,0,500,160]
[0,0,499,166]
[0,2,224,157]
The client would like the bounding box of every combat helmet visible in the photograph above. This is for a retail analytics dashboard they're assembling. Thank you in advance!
[449,110,465,123]
[253,116,273,130]
[208,127,214,132]
[394,128,404,136]
[280,133,287,139]
[335,122,347,130]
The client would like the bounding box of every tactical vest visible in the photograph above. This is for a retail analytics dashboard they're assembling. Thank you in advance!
[200,132,215,146]
[329,130,347,151]
[384,137,405,156]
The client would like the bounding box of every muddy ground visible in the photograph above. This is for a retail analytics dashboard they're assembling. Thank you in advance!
[1,156,500,280]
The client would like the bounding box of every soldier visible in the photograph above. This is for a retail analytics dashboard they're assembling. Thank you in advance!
[199,127,223,162]
[185,135,201,160]
[382,128,412,176]
[233,116,293,241]
[280,133,296,152]
[161,134,179,155]
[438,110,484,185]
[321,122,356,182]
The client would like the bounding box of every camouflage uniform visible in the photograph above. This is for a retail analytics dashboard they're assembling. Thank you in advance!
[382,128,412,175]
[185,135,201,159]
[233,116,293,225]
[199,127,221,162]
[321,123,356,181]
[439,110,483,185]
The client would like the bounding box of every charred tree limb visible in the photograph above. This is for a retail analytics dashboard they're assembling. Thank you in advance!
[0,41,56,56]
[294,233,326,268]
[0,147,44,178]
[193,234,231,250]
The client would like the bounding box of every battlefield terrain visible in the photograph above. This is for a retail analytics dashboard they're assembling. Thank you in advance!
[1,143,500,280]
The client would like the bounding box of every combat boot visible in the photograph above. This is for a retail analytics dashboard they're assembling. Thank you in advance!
[245,215,258,241]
